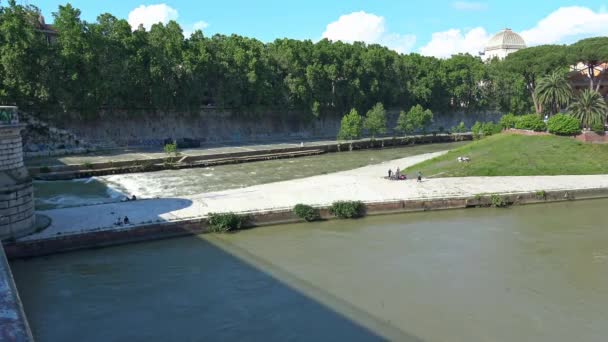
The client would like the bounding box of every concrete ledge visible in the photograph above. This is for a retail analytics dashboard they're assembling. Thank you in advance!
[4,187,608,259]
[0,245,34,341]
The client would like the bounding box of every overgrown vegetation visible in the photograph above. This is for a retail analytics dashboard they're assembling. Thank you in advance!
[535,190,547,200]
[405,134,608,177]
[329,201,365,219]
[163,142,179,164]
[490,194,509,207]
[293,204,321,222]
[207,212,250,232]
[547,114,581,135]
[471,121,501,139]
[450,121,467,141]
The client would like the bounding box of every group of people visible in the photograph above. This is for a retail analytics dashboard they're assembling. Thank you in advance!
[123,195,137,202]
[115,216,130,226]
[387,168,423,182]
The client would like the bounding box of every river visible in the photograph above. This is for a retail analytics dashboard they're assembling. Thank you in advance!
[11,199,608,341]
[33,142,465,210]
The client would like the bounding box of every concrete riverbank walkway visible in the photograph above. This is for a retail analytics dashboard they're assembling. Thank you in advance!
[21,151,608,241]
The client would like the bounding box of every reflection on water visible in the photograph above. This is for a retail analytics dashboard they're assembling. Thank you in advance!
[34,142,466,210]
[11,199,608,341]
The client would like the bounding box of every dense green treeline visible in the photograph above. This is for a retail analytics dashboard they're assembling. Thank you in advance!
[0,1,604,119]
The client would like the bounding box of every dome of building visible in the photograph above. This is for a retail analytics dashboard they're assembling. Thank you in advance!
[485,28,526,51]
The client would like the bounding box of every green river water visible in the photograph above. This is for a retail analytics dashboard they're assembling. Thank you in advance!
[33,142,465,210]
[10,199,608,341]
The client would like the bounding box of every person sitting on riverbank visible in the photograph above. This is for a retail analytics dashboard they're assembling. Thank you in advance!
[123,216,130,225]
[417,171,422,182]
[131,195,137,201]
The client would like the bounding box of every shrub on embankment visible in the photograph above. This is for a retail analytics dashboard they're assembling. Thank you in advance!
[500,113,547,132]
[514,114,546,131]
[207,212,251,232]
[547,114,581,135]
[293,204,321,222]
[329,201,365,219]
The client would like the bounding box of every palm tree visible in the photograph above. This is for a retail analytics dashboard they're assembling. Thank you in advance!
[535,71,572,116]
[568,89,608,129]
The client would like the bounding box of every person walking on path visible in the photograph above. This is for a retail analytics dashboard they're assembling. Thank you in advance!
[396,167,400,179]
[417,171,422,182]
[388,169,392,179]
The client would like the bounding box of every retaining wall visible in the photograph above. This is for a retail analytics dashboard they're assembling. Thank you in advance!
[5,187,608,259]
[0,245,34,341]
[27,108,500,151]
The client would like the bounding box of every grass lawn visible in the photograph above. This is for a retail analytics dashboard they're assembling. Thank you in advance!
[405,133,608,177]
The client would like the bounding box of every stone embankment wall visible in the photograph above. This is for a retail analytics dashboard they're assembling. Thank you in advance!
[0,245,34,341]
[0,124,36,240]
[19,111,96,157]
[26,108,501,150]
[5,187,608,259]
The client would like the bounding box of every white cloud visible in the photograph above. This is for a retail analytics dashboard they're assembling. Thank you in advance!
[419,27,490,58]
[184,21,209,37]
[127,4,209,37]
[521,6,608,45]
[128,4,178,30]
[419,6,608,58]
[192,21,209,31]
[451,1,487,11]
[322,11,416,54]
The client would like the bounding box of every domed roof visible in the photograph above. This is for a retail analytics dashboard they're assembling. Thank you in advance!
[485,28,526,51]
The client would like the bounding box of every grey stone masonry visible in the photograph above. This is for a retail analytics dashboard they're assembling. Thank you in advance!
[1,107,35,240]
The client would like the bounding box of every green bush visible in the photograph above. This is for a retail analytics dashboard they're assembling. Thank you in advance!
[207,212,250,232]
[535,190,547,200]
[490,194,509,208]
[547,114,581,136]
[293,204,321,222]
[450,121,466,141]
[472,121,501,139]
[592,122,605,135]
[471,121,482,140]
[329,201,365,219]
[514,114,546,131]
[482,122,502,136]
[499,113,518,129]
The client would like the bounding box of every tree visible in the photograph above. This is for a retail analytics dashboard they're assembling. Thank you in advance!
[0,1,51,107]
[568,89,607,129]
[363,102,387,139]
[503,45,569,113]
[337,108,362,150]
[395,104,433,136]
[569,37,608,91]
[535,71,572,116]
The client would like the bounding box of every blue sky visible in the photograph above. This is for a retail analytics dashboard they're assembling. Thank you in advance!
[28,0,608,57]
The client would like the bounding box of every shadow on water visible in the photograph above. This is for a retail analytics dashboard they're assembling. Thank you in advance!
[10,234,421,342]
